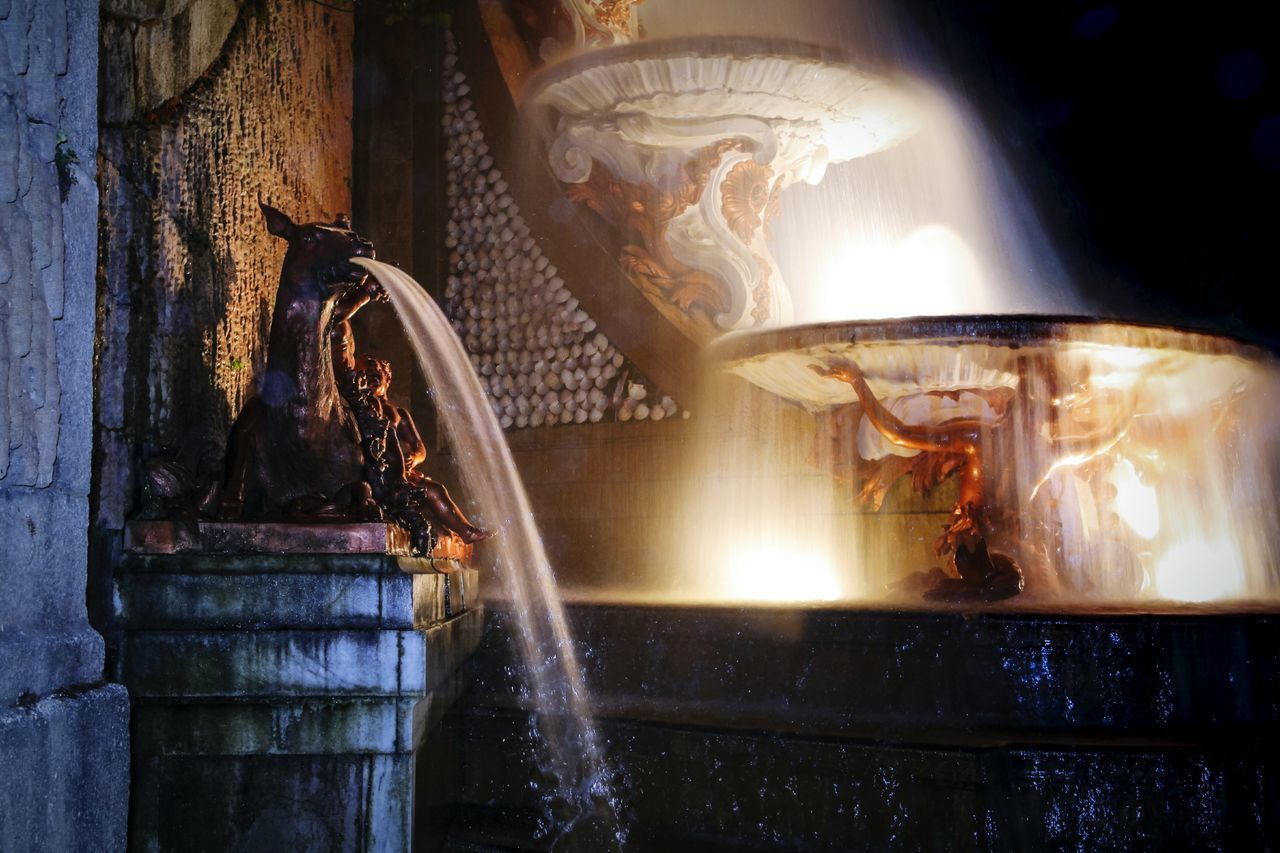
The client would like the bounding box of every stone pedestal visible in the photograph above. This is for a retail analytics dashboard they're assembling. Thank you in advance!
[449,604,1280,848]
[113,522,482,852]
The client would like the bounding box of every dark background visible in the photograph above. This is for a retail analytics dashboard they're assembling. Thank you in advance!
[907,1,1280,349]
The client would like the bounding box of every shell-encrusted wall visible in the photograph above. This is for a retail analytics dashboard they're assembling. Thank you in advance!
[442,31,682,430]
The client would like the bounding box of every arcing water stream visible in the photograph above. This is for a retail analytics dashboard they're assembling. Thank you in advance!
[353,259,621,846]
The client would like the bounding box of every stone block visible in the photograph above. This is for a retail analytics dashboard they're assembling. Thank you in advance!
[422,607,486,696]
[0,489,94,666]
[131,698,420,757]
[131,753,413,853]
[413,568,479,627]
[113,545,484,850]
[117,629,427,700]
[0,627,104,701]
[0,684,130,852]
[114,569,414,630]
[114,555,477,632]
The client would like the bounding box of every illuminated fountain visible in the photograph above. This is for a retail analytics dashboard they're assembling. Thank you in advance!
[515,1,1280,610]
[439,1,1280,847]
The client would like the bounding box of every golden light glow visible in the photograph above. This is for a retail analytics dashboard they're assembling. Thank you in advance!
[722,542,843,603]
[1155,538,1246,602]
[816,226,982,320]
[714,321,1276,607]
[1093,345,1157,371]
[1107,459,1160,541]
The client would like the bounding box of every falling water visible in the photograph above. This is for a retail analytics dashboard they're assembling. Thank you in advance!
[352,258,621,845]
[712,321,1280,607]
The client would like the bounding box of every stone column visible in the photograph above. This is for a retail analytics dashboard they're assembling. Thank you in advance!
[0,0,130,849]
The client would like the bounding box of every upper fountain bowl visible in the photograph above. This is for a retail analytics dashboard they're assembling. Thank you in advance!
[527,37,921,186]
[523,37,923,336]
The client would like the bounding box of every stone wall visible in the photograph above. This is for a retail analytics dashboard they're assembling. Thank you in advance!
[94,0,355,614]
[0,0,130,848]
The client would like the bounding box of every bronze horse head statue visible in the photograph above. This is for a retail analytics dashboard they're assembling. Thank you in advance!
[219,203,378,520]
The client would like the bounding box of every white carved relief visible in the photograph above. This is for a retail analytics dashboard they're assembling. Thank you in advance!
[531,44,919,336]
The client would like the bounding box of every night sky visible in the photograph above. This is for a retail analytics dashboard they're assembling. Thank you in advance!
[906,1,1280,348]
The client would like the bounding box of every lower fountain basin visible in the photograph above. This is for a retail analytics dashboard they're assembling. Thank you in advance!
[714,315,1265,410]
[710,316,1280,605]
[431,602,1280,849]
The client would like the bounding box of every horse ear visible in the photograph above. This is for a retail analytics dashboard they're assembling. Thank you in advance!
[260,202,297,239]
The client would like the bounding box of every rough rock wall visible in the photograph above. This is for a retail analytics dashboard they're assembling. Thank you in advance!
[0,0,131,849]
[95,0,354,545]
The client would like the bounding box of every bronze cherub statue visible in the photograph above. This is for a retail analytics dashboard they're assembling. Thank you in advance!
[339,353,489,549]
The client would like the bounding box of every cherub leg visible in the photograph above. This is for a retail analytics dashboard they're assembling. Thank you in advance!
[415,480,492,544]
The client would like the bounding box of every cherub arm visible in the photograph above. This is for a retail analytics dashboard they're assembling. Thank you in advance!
[333,279,386,325]
[395,406,428,472]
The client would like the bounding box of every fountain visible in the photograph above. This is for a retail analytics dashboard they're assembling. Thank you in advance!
[524,35,919,340]
[427,1,1280,848]
[117,208,618,849]
[104,3,1280,849]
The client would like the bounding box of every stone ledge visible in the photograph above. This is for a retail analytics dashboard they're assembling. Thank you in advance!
[126,520,414,556]
[473,604,1280,737]
[124,519,476,568]
[131,698,420,757]
[117,629,428,699]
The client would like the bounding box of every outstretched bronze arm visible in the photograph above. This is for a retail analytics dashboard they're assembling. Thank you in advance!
[813,359,980,454]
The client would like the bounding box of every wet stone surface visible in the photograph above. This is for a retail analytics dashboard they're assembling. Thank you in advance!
[113,548,482,852]
[437,603,1280,850]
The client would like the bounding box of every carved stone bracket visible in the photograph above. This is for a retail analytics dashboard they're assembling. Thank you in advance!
[559,0,645,50]
[530,40,919,341]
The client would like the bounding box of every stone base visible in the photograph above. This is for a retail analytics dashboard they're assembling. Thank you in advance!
[0,684,130,852]
[125,519,476,568]
[443,604,1280,849]
[113,545,483,852]
[126,519,413,556]
[133,753,415,852]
